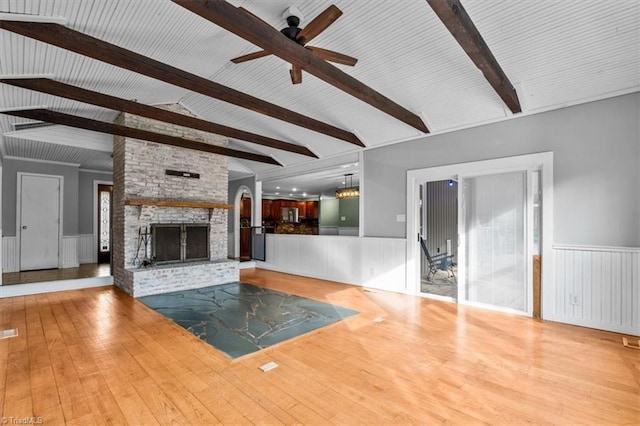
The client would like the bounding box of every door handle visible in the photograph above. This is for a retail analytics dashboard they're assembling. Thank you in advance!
[22,225,28,230]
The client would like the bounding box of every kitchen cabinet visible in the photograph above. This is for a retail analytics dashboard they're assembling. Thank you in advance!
[262,200,273,218]
[260,199,318,221]
[297,201,307,218]
[306,201,318,219]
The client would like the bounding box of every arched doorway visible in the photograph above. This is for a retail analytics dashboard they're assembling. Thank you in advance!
[233,186,253,260]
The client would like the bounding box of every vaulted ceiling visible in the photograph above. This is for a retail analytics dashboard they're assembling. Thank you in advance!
[1,0,638,186]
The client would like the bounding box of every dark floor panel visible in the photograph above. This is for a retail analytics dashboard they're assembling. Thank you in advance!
[139,282,358,358]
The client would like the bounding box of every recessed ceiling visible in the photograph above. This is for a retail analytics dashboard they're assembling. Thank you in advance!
[261,162,359,198]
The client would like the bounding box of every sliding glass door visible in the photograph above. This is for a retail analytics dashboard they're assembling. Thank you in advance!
[458,170,530,313]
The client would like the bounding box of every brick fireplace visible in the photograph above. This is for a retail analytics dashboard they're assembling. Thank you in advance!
[112,104,238,297]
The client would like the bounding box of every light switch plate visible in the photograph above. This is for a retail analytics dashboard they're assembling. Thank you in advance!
[396,214,406,222]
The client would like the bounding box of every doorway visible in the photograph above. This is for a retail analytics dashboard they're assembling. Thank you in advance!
[420,179,458,300]
[239,193,252,260]
[407,153,553,317]
[17,173,63,271]
[232,186,254,261]
[97,184,113,264]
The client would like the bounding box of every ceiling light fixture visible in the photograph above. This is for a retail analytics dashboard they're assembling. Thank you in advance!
[336,173,359,199]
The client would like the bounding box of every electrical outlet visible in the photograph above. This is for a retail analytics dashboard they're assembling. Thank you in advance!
[570,293,580,306]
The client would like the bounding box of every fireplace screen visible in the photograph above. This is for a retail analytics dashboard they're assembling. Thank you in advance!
[152,223,209,264]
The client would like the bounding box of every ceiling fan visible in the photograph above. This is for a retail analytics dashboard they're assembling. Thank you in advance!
[230,4,358,84]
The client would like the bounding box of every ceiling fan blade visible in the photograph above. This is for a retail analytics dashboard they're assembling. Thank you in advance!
[296,4,342,45]
[231,7,274,64]
[290,65,302,84]
[307,46,357,67]
[231,50,272,64]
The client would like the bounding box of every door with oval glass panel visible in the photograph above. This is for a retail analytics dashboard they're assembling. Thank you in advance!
[97,184,113,264]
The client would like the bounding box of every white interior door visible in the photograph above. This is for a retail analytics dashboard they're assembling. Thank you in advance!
[20,174,61,271]
[458,170,531,313]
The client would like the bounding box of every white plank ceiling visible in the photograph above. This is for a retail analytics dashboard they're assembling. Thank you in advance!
[0,0,638,193]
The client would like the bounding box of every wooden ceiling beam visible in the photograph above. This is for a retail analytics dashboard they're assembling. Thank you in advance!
[1,108,282,166]
[426,0,521,113]
[0,20,364,147]
[1,78,317,158]
[172,0,430,134]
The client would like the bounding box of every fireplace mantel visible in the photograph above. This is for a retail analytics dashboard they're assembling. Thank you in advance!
[125,198,233,209]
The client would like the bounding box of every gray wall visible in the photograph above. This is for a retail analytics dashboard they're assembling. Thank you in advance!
[78,171,113,235]
[2,159,80,237]
[228,176,255,233]
[320,198,360,228]
[338,198,359,227]
[319,198,339,226]
[363,93,640,247]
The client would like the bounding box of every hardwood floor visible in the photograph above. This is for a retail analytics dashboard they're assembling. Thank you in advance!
[2,263,111,286]
[1,268,638,424]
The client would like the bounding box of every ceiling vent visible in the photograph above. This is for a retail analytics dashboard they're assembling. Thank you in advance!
[12,121,54,131]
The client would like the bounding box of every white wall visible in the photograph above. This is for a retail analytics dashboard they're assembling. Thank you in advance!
[552,245,639,336]
[258,234,407,294]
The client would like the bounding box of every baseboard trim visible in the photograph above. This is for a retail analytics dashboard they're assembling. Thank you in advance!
[549,315,640,337]
[238,261,256,270]
[0,276,113,298]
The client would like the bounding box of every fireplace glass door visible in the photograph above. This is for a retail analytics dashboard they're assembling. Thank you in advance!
[185,225,209,261]
[152,223,209,264]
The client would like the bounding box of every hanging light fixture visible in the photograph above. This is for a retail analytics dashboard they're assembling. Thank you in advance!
[336,173,359,199]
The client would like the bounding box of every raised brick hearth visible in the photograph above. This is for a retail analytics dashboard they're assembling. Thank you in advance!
[112,104,238,297]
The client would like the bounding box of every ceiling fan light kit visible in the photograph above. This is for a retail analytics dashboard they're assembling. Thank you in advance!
[281,15,302,41]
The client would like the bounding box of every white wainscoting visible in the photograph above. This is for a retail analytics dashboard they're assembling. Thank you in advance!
[257,234,407,293]
[2,236,18,273]
[552,245,639,336]
[78,234,95,264]
[62,236,79,268]
[2,235,91,273]
[0,276,112,298]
